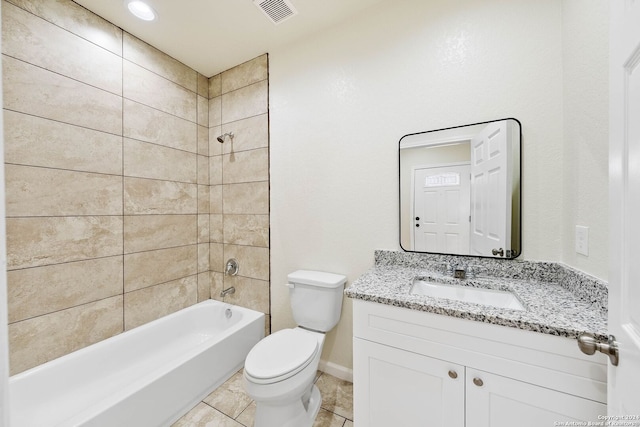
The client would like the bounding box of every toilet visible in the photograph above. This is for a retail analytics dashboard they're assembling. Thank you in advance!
[243,270,347,427]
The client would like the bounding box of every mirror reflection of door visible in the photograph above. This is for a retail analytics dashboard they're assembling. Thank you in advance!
[413,164,470,254]
[469,120,510,256]
[400,118,520,257]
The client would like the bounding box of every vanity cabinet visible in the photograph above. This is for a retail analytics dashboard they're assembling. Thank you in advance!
[353,300,607,427]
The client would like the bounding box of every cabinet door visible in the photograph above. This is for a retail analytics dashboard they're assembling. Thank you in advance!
[353,338,464,427]
[466,369,606,427]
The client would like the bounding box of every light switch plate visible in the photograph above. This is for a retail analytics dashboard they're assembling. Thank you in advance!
[575,225,589,256]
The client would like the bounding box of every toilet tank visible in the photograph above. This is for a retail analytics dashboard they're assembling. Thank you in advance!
[287,270,347,332]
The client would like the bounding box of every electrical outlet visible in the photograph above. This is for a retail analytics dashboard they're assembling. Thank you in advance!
[575,225,589,256]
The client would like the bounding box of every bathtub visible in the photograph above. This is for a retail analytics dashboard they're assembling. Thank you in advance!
[9,300,265,426]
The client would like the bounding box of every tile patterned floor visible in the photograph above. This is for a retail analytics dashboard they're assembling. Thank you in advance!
[172,369,354,427]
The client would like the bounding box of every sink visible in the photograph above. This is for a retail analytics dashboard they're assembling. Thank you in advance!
[410,279,525,311]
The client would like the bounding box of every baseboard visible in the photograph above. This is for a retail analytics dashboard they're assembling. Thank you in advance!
[318,359,353,383]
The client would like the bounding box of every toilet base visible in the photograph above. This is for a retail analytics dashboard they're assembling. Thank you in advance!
[254,384,322,427]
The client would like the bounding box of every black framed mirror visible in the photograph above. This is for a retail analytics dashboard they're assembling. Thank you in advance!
[399,118,521,259]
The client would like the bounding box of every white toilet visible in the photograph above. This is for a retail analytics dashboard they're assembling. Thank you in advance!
[243,270,347,427]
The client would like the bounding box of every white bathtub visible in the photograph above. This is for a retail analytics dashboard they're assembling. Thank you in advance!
[9,300,265,427]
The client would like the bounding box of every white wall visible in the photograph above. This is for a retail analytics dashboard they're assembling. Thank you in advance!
[269,0,605,372]
[561,0,609,280]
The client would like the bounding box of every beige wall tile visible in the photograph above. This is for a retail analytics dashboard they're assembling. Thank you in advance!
[123,60,196,122]
[209,96,222,127]
[4,111,122,175]
[124,245,197,292]
[208,125,223,157]
[124,138,197,183]
[197,155,209,185]
[198,184,210,214]
[9,296,123,375]
[6,165,122,217]
[123,32,197,92]
[223,245,269,281]
[221,80,268,124]
[124,177,197,215]
[2,2,122,94]
[210,214,223,243]
[3,55,122,134]
[197,73,208,98]
[197,95,208,127]
[198,243,210,273]
[223,182,269,214]
[222,148,269,184]
[7,216,123,270]
[221,276,269,314]
[124,214,197,254]
[265,315,271,336]
[209,73,222,98]
[209,243,224,273]
[209,155,222,186]
[124,275,197,330]
[123,100,197,153]
[224,214,269,247]
[210,272,224,302]
[221,114,269,154]
[6,0,123,55]
[210,185,223,214]
[198,214,210,243]
[197,272,211,302]
[198,125,209,156]
[7,256,123,323]
[221,54,268,94]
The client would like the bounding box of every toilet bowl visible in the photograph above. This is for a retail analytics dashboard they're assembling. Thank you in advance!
[243,270,347,427]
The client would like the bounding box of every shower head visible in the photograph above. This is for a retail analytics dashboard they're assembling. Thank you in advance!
[217,132,234,143]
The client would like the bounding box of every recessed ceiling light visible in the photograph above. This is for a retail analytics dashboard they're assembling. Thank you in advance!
[126,0,157,21]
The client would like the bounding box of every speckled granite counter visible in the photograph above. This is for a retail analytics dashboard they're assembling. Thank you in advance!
[345,250,608,340]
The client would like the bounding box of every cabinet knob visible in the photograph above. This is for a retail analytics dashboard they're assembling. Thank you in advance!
[448,370,458,379]
[473,377,484,387]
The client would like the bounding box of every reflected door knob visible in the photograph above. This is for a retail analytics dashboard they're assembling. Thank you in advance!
[415,217,420,220]
[415,224,420,227]
[492,248,504,257]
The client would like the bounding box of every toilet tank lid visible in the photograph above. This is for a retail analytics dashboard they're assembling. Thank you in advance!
[288,270,347,288]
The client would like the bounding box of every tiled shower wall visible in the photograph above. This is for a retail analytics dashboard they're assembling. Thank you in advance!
[207,57,271,333]
[1,0,269,375]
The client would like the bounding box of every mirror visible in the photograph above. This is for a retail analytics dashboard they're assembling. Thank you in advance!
[399,118,521,259]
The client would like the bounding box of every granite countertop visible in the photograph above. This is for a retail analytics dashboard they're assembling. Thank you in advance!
[345,251,608,341]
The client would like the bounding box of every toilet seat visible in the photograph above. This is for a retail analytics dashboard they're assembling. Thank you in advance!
[245,329,319,385]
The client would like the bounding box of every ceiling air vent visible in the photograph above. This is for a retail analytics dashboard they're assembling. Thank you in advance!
[253,0,298,25]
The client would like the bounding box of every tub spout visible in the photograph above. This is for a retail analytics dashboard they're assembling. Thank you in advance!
[220,287,236,297]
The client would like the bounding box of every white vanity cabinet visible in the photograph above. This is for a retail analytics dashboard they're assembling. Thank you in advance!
[353,300,607,427]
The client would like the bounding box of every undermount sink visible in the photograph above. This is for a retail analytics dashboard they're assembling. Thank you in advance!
[410,278,525,311]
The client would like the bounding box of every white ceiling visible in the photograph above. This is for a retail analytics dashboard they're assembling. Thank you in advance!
[73,0,386,77]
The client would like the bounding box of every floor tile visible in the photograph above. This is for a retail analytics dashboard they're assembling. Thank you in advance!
[315,373,354,420]
[172,402,244,427]
[175,370,353,426]
[313,408,347,427]
[203,370,253,418]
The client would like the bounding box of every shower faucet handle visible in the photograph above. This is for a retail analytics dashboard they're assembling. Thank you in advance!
[225,258,239,276]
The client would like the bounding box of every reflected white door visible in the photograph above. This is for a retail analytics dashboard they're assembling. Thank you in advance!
[413,164,470,254]
[609,0,640,414]
[469,121,510,257]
